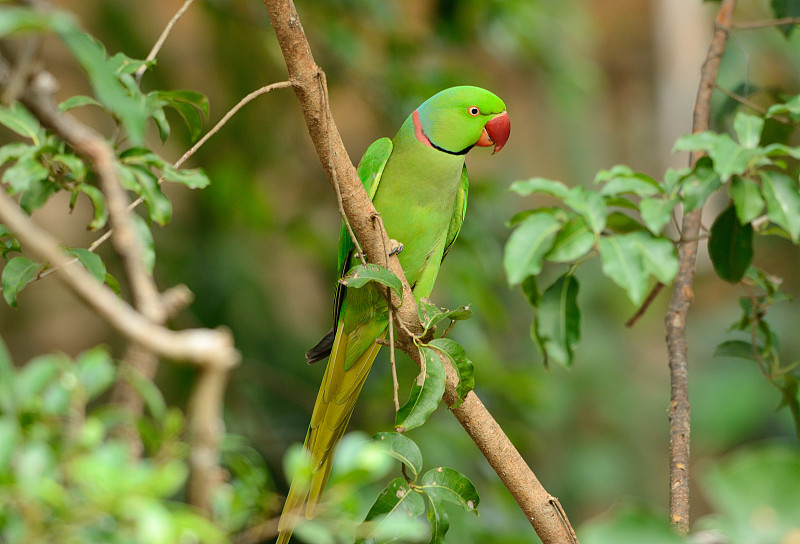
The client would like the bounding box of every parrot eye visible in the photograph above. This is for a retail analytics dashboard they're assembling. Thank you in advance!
[468,106,480,117]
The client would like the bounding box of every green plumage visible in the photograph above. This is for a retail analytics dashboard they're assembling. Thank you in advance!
[278,86,508,542]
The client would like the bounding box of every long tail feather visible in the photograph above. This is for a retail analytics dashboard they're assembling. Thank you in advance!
[276,323,384,542]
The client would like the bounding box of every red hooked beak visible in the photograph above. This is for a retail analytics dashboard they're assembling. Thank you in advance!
[475,111,510,154]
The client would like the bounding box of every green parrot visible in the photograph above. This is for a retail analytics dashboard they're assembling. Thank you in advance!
[277,86,509,542]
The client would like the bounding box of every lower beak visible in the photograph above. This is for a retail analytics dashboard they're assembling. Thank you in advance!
[475,111,510,154]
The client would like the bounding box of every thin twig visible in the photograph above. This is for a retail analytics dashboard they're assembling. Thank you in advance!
[715,84,792,124]
[135,0,196,84]
[626,283,664,328]
[733,17,800,30]
[665,0,737,535]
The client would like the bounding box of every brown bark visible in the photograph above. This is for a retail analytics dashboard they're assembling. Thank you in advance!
[665,0,737,534]
[263,0,578,541]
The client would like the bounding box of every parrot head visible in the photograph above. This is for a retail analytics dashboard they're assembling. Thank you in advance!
[412,86,510,155]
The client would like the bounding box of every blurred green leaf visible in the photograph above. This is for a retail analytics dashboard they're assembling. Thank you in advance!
[58,95,102,112]
[418,299,472,333]
[76,346,115,400]
[130,213,156,274]
[598,234,648,306]
[3,152,49,194]
[503,210,561,285]
[509,177,570,199]
[425,494,449,544]
[708,205,753,283]
[395,345,445,433]
[700,444,800,542]
[761,171,800,241]
[65,247,106,283]
[565,186,607,234]
[545,215,595,262]
[714,340,757,364]
[76,184,109,231]
[596,167,662,197]
[361,477,426,543]
[681,157,722,210]
[150,90,210,142]
[730,175,765,224]
[1,255,42,308]
[579,504,684,544]
[733,111,764,148]
[161,164,210,189]
[131,165,172,226]
[639,197,677,235]
[0,102,43,143]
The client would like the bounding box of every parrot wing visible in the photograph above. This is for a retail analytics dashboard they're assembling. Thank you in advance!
[305,137,393,364]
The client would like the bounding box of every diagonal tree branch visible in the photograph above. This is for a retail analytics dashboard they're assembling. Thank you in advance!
[262,1,578,542]
[665,0,737,535]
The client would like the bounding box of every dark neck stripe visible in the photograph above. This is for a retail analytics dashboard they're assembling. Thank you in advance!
[412,109,473,156]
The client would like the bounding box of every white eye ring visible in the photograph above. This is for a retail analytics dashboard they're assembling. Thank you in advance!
[468,106,480,117]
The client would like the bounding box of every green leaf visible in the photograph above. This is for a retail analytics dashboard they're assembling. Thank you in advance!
[362,477,426,534]
[509,177,570,199]
[532,274,580,368]
[595,165,662,197]
[341,264,403,300]
[419,467,479,514]
[673,131,717,153]
[503,211,561,285]
[708,205,754,283]
[65,247,106,282]
[714,340,757,364]
[767,94,800,121]
[2,255,42,308]
[19,177,58,213]
[682,157,722,210]
[565,186,607,233]
[605,211,645,234]
[76,346,115,399]
[131,165,172,226]
[633,232,678,284]
[417,299,472,333]
[3,152,49,194]
[395,345,445,433]
[0,141,31,167]
[427,337,474,409]
[0,7,73,37]
[709,133,761,182]
[131,213,156,274]
[151,106,170,142]
[425,494,449,544]
[545,216,595,262]
[761,171,800,241]
[598,234,649,306]
[639,197,677,235]
[0,102,43,143]
[77,184,109,231]
[733,111,764,148]
[58,30,149,145]
[0,337,15,413]
[58,95,102,112]
[16,354,62,404]
[373,432,423,480]
[729,175,765,224]
[150,90,210,142]
[161,164,210,189]
[521,275,539,306]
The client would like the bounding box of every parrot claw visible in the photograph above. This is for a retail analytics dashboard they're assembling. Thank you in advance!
[389,239,404,256]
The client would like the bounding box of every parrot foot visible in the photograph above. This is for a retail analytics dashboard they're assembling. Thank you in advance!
[389,239,404,256]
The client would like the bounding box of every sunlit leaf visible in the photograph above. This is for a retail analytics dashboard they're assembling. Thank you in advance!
[361,477,426,539]
[76,346,115,400]
[565,186,607,233]
[682,156,721,210]
[598,234,648,306]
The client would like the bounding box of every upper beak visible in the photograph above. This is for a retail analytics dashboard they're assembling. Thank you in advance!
[476,111,510,154]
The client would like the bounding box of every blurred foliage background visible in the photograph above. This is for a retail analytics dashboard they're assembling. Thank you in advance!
[1,0,799,542]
